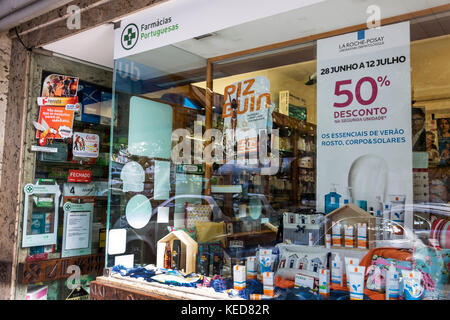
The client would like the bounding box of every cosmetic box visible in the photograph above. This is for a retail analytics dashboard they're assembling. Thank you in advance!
[283,212,325,245]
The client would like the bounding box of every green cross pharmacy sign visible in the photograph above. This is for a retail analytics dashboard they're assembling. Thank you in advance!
[121,23,139,50]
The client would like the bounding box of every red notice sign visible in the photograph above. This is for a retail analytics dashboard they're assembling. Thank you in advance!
[68,170,92,183]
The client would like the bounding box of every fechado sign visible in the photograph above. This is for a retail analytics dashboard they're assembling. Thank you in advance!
[68,170,92,183]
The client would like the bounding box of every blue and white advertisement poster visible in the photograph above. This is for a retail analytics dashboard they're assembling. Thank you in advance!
[316,22,413,234]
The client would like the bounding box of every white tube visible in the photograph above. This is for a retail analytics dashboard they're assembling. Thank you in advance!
[332,222,342,247]
[357,223,367,249]
[331,255,343,286]
[259,249,272,274]
[246,256,257,280]
[344,257,361,287]
[319,268,330,296]
[325,234,331,249]
[389,194,406,238]
[348,266,366,300]
[385,264,400,300]
[344,224,355,248]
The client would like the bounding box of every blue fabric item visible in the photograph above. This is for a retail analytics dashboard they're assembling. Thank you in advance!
[210,277,263,299]
[112,265,203,287]
[112,265,128,276]
[210,278,229,292]
[125,267,156,282]
[238,279,263,299]
[211,277,234,292]
[112,265,156,282]
[161,280,200,288]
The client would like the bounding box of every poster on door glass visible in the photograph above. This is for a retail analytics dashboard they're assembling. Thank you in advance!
[41,74,79,98]
[72,132,100,158]
[316,22,413,231]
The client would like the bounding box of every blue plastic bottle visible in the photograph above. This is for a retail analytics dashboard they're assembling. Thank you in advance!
[325,184,341,214]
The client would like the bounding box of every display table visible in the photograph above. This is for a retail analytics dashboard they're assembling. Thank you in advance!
[90,275,243,300]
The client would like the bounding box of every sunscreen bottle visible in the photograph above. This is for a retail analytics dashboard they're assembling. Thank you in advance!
[348,266,366,300]
[344,225,355,248]
[233,265,246,291]
[332,222,342,247]
[386,263,400,300]
[357,223,367,249]
[262,272,274,297]
[325,234,331,249]
[331,255,343,286]
[344,257,361,287]
[319,268,330,296]
[308,232,314,246]
[246,256,257,280]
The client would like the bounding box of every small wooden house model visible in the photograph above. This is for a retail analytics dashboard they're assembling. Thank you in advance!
[325,203,376,250]
[157,230,198,274]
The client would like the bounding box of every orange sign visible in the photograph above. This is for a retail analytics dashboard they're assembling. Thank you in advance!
[35,106,74,142]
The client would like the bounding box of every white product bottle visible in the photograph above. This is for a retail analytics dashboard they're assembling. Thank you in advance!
[386,263,400,300]
[331,255,343,286]
[389,194,406,239]
[382,204,391,240]
[308,232,314,246]
[325,234,331,249]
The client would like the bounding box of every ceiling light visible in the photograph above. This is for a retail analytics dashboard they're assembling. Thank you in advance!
[194,33,216,40]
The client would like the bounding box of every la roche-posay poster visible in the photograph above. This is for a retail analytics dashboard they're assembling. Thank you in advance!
[316,22,413,229]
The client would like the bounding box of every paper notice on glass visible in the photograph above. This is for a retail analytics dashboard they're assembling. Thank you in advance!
[114,254,134,268]
[157,206,170,224]
[65,211,90,250]
[154,160,171,200]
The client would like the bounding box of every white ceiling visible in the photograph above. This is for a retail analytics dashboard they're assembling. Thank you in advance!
[43,0,450,72]
[44,23,115,68]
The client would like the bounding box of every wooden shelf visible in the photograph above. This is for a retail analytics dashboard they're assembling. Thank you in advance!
[272,112,316,134]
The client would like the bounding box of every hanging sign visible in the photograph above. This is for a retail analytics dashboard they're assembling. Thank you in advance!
[72,132,100,158]
[41,74,79,97]
[222,76,274,156]
[316,22,413,230]
[30,145,58,153]
[68,170,92,183]
[34,106,74,143]
[37,96,79,107]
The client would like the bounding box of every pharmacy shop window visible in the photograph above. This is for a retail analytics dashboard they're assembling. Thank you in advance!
[107,45,208,268]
